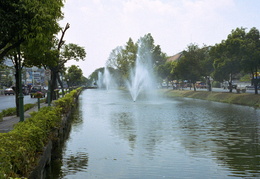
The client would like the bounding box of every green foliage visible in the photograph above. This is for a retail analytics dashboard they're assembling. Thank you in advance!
[174,43,209,90]
[157,62,174,82]
[0,104,35,117]
[210,27,260,93]
[105,34,166,85]
[0,0,64,61]
[54,88,81,114]
[211,28,245,84]
[212,81,221,88]
[0,88,81,178]
[65,65,84,87]
[1,107,16,117]
[62,43,86,62]
[240,74,251,82]
[0,106,62,177]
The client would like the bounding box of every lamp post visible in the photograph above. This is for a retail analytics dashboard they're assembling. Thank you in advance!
[32,66,38,86]
[45,69,51,106]
[67,79,69,92]
[17,46,24,122]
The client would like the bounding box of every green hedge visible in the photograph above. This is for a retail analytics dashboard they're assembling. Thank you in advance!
[0,88,82,178]
[0,104,36,118]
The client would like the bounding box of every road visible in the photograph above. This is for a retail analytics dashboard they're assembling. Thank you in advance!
[0,94,38,112]
[194,87,258,94]
[163,86,259,94]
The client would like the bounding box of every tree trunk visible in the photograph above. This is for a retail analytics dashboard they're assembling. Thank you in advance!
[14,58,20,116]
[207,77,212,92]
[228,82,233,93]
[253,78,259,95]
[254,83,258,94]
[57,73,65,96]
[193,82,196,91]
[229,73,233,93]
[50,69,58,101]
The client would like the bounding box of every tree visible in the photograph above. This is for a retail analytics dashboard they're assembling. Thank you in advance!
[47,23,86,100]
[175,44,205,91]
[106,46,125,85]
[0,0,63,61]
[65,65,84,87]
[198,46,213,91]
[0,0,64,116]
[211,28,245,92]
[137,33,166,69]
[157,61,175,87]
[106,38,138,84]
[241,27,260,94]
[123,38,138,70]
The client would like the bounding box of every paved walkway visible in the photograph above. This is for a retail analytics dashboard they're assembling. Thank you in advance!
[0,103,49,133]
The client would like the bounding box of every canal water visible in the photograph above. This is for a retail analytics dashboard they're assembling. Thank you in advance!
[49,89,260,179]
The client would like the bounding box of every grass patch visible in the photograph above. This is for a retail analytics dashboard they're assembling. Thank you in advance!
[161,89,260,108]
[0,103,36,118]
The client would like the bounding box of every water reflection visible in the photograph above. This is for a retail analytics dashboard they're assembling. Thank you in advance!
[60,151,89,176]
[51,90,260,178]
[108,95,260,178]
[174,99,260,178]
[110,112,137,150]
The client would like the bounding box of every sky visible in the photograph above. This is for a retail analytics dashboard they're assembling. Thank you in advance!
[60,0,260,77]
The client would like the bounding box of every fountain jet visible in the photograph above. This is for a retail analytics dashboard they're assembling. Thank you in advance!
[127,43,156,102]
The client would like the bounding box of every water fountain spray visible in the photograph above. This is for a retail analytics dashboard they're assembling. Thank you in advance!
[127,43,156,102]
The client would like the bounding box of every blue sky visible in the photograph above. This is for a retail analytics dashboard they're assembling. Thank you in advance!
[60,0,260,77]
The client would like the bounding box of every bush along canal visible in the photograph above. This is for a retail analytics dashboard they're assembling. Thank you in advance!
[0,88,82,179]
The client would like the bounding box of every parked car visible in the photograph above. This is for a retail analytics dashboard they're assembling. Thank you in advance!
[4,88,15,95]
[246,85,260,90]
[195,82,207,89]
[228,85,237,90]
[22,85,30,95]
[30,86,46,98]
[11,85,30,95]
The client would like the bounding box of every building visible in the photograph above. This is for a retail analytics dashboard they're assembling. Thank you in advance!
[166,52,183,63]
[1,59,47,87]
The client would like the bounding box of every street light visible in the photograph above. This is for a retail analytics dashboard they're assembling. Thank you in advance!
[32,66,38,86]
[67,79,69,92]
[17,46,24,122]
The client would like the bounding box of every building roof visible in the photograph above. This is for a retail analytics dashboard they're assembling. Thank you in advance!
[166,52,183,62]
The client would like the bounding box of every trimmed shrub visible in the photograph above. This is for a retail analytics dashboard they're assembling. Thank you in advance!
[0,88,82,178]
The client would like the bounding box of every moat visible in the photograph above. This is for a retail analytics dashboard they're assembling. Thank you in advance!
[48,89,260,179]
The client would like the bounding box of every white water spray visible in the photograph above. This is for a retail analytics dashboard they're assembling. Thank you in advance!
[127,45,156,102]
[103,67,111,90]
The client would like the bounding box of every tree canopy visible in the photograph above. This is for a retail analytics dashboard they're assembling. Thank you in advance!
[0,0,64,62]
[106,34,166,85]
[211,27,260,93]
[65,65,84,87]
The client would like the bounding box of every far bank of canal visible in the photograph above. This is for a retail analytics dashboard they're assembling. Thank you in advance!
[162,89,260,108]
[48,89,260,178]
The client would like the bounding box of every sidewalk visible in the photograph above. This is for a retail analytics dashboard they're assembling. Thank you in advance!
[0,103,49,133]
